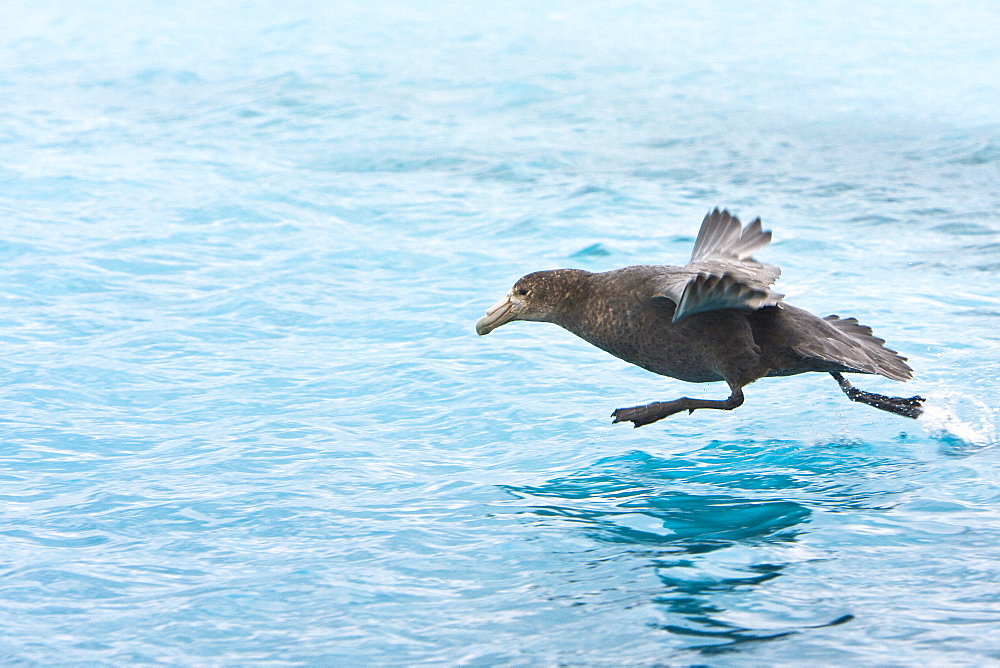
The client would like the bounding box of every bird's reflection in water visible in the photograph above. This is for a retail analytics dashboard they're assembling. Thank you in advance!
[501,447,865,653]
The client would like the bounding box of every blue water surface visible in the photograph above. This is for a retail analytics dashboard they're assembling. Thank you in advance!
[2,1,1000,665]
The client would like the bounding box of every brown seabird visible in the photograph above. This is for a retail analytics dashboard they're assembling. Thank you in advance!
[475,208,923,427]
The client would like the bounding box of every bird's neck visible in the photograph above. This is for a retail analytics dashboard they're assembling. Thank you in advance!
[551,268,644,355]
[546,269,604,332]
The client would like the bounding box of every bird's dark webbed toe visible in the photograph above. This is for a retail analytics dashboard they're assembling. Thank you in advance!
[611,400,692,428]
[831,372,925,419]
[612,388,745,428]
[849,389,925,418]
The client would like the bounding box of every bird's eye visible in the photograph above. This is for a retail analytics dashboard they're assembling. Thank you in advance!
[517,288,529,296]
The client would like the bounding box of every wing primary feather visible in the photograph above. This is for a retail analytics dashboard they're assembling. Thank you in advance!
[690,209,774,263]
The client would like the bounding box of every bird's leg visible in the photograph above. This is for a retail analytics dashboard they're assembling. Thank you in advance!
[611,387,745,428]
[830,372,924,419]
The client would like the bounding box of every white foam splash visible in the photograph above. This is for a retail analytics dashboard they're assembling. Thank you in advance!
[919,390,998,449]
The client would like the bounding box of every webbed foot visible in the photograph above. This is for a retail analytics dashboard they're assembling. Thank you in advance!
[831,372,924,419]
[611,400,691,428]
[611,389,745,428]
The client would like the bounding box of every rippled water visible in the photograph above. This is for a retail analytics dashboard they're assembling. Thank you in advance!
[2,1,1000,665]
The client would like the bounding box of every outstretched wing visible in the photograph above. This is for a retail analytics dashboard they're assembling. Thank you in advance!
[651,208,783,321]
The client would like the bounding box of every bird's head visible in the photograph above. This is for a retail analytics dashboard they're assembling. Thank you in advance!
[475,269,587,336]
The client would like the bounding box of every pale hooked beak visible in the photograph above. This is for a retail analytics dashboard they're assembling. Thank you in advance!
[476,294,516,335]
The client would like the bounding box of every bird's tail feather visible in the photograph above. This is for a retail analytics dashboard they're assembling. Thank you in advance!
[791,313,913,382]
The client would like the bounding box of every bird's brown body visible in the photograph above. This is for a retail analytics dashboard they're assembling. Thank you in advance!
[476,210,923,426]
